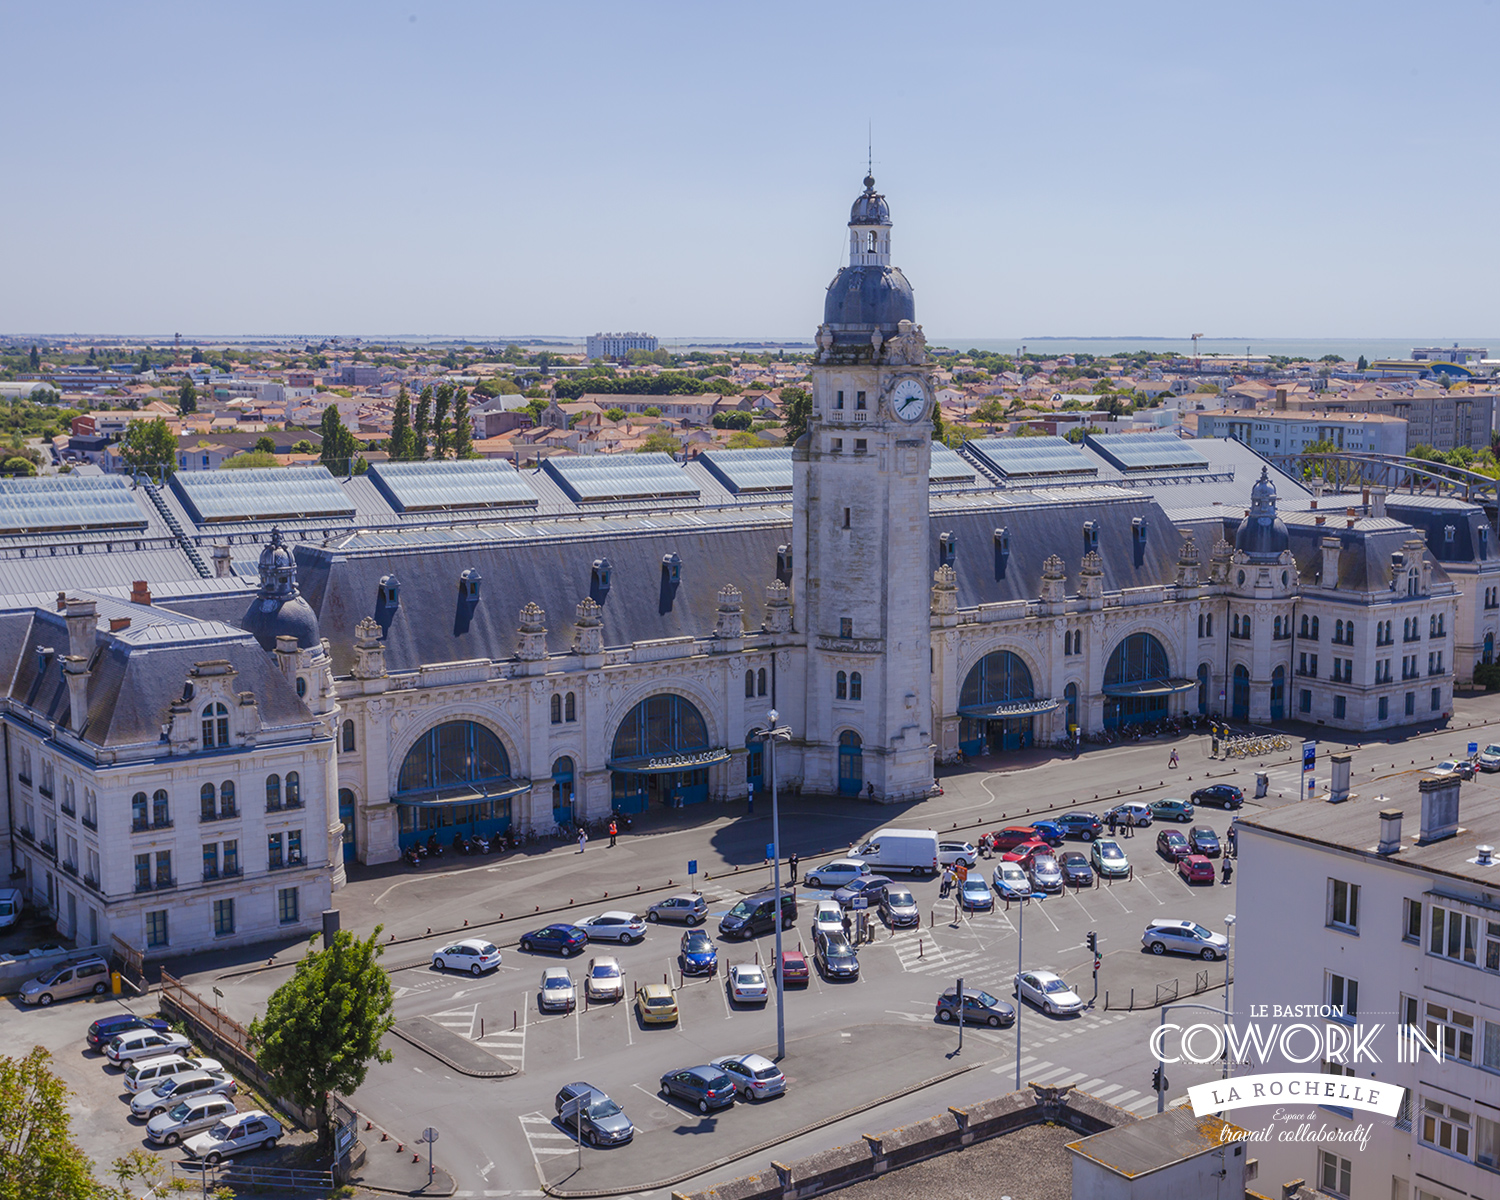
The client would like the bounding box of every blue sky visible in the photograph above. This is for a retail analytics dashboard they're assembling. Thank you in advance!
[5,1,1498,341]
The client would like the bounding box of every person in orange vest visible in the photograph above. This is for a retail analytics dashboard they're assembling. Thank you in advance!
[608,818,618,848]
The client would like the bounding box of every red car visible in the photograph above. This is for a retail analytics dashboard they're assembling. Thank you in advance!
[991,826,1040,853]
[1178,855,1214,885]
[778,950,809,988]
[1156,829,1190,862]
[1002,840,1054,869]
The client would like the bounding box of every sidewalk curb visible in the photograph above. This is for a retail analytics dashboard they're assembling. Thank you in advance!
[390,1020,517,1079]
[537,1059,979,1198]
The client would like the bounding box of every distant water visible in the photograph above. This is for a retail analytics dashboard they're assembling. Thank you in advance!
[942,336,1499,362]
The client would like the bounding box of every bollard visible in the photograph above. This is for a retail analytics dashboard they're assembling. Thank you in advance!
[918,938,924,959]
[366,1121,373,1130]
[414,1152,421,1163]
[480,1018,485,1039]
[604,892,608,898]
[397,1143,404,1153]
[513,1010,518,1031]
[381,1132,388,1141]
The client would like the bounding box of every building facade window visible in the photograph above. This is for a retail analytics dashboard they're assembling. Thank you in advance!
[200,783,215,821]
[342,719,356,752]
[1326,971,1358,1019]
[278,887,299,924]
[1429,903,1481,966]
[213,898,235,937]
[202,702,229,747]
[756,669,766,697]
[836,671,847,700]
[223,839,238,876]
[1403,898,1422,943]
[152,789,170,828]
[1421,1098,1471,1160]
[1318,1150,1351,1197]
[133,792,148,831]
[155,850,172,888]
[268,833,283,870]
[145,910,169,948]
[266,775,281,809]
[135,853,150,891]
[288,829,302,863]
[550,694,562,724]
[1424,1002,1475,1064]
[850,671,862,701]
[745,671,754,698]
[203,843,219,880]
[565,692,577,721]
[1333,694,1346,718]
[1326,879,1359,932]
[286,772,300,806]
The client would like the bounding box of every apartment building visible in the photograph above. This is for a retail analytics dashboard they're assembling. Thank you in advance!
[1198,410,1408,460]
[1236,776,1500,1200]
[1292,389,1497,454]
[585,332,657,360]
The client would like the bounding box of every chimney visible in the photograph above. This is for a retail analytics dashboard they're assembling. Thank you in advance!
[56,591,66,611]
[1418,775,1460,843]
[63,599,97,660]
[130,580,152,606]
[1377,808,1402,854]
[1371,486,1387,518]
[62,655,91,734]
[109,617,131,633]
[1321,536,1341,586]
[1361,486,1370,508]
[1315,514,1326,525]
[212,544,233,578]
[1310,478,1324,500]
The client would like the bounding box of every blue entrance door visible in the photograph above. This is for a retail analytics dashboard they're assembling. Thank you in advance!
[1270,666,1285,721]
[1232,665,1250,721]
[338,788,355,862]
[838,731,863,795]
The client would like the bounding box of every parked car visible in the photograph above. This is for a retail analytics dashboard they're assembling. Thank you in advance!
[804,858,868,889]
[937,841,978,868]
[1432,759,1477,781]
[585,956,625,1003]
[1053,812,1104,841]
[777,950,809,987]
[1028,856,1064,893]
[1104,801,1153,829]
[1149,799,1195,823]
[576,912,647,944]
[1188,826,1221,857]
[1178,855,1215,885]
[147,1095,238,1146]
[727,964,769,1004]
[182,1110,283,1164]
[645,894,708,925]
[813,929,860,979]
[1001,841,1054,873]
[1091,839,1130,879]
[87,1013,171,1050]
[679,930,718,976]
[539,968,576,1013]
[710,1053,786,1100]
[719,889,797,939]
[990,826,1041,852]
[519,924,588,957]
[1190,784,1243,810]
[936,988,1015,1028]
[659,1065,736,1113]
[992,861,1033,900]
[958,877,994,912]
[130,1070,237,1119]
[124,1054,223,1093]
[20,957,111,1006]
[880,886,920,928]
[1478,744,1500,773]
[106,1030,192,1065]
[1014,969,1085,1016]
[1057,850,1094,887]
[634,982,678,1025]
[811,899,845,939]
[431,938,501,975]
[555,1083,634,1146]
[832,875,894,907]
[1156,829,1190,862]
[1141,919,1229,960]
[1027,819,1066,846]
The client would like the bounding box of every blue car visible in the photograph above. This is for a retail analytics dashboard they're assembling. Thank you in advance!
[1028,820,1066,846]
[659,1065,737,1113]
[86,1013,171,1050]
[680,930,718,976]
[959,877,994,911]
[520,924,589,957]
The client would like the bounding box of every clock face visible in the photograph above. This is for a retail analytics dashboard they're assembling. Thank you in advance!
[889,378,928,423]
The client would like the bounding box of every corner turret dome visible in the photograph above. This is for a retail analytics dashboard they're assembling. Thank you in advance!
[822,172,915,342]
[241,528,321,651]
[849,174,890,226]
[1234,466,1290,562]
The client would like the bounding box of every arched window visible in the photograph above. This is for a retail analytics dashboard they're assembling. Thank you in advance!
[836,671,848,700]
[285,771,300,807]
[202,702,228,748]
[220,781,235,816]
[1232,663,1251,720]
[550,694,562,724]
[757,668,767,697]
[1270,665,1286,720]
[397,720,512,796]
[551,756,575,817]
[866,230,876,253]
[610,695,709,763]
[1335,619,1345,643]
[1300,614,1309,637]
[295,676,306,698]
[341,719,356,753]
[131,791,147,829]
[1197,663,1211,715]
[1065,681,1079,729]
[1274,616,1282,638]
[1204,614,1212,637]
[1197,614,1204,639]
[745,671,755,698]
[266,774,281,810]
[850,671,863,701]
[151,788,169,826]
[1311,616,1319,639]
[1232,614,1241,637]
[1486,632,1494,664]
[565,692,576,722]
[960,650,1035,709]
[200,783,215,821]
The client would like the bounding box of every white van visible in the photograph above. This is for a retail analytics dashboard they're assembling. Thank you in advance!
[19,956,110,1005]
[0,886,22,930]
[850,828,940,877]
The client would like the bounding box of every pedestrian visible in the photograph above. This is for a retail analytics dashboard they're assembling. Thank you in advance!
[608,818,618,848]
[789,852,799,884]
[1227,824,1238,858]
[940,865,954,898]
[866,782,875,801]
[1169,749,1180,769]
[577,828,587,854]
[747,787,754,816]
[1107,812,1117,837]
[1123,814,1133,838]
[1222,858,1234,885]
[842,913,852,940]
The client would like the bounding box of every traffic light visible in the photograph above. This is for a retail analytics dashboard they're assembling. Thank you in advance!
[1151,1066,1166,1093]
[1086,930,1097,954]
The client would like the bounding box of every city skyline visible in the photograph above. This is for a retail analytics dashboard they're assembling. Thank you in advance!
[5,1,1498,338]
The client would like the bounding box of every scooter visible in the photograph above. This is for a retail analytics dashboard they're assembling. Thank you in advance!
[404,846,423,867]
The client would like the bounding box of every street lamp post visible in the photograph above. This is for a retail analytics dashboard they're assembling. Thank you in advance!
[1223,914,1236,1080]
[1015,895,1027,1091]
[749,710,793,1060]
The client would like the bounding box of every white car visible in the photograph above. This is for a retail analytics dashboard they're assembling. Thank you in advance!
[1479,744,1500,772]
[577,911,647,944]
[710,1053,785,1100]
[130,1070,238,1118]
[811,899,844,939]
[183,1109,283,1164]
[106,1030,192,1065]
[1014,969,1085,1016]
[992,862,1032,900]
[804,858,868,889]
[431,938,501,975]
[146,1095,238,1146]
[1431,759,1476,781]
[1142,919,1230,961]
[938,841,978,868]
[539,968,576,1012]
[727,964,768,1004]
[124,1054,224,1093]
[585,956,624,1003]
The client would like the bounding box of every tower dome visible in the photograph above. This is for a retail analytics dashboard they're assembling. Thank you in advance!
[822,172,915,342]
[1234,466,1290,562]
[241,528,321,651]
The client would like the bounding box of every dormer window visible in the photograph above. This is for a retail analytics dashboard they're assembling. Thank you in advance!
[1132,517,1148,544]
[378,574,401,610]
[460,568,482,600]
[662,553,682,585]
[201,702,229,748]
[777,544,793,578]
[592,558,612,591]
[939,532,957,569]
[1444,525,1456,546]
[1083,521,1100,552]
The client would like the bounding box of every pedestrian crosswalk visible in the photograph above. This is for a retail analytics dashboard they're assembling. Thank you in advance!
[428,1004,478,1038]
[477,1025,526,1069]
[989,1054,1169,1113]
[518,1111,578,1160]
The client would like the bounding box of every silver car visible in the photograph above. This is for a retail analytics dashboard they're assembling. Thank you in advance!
[129,1070,236,1118]
[1014,969,1085,1016]
[539,968,575,1012]
[584,956,624,1003]
[645,894,708,925]
[709,1053,786,1100]
[577,911,647,944]
[1028,855,1064,893]
[1142,919,1230,960]
[146,1095,238,1146]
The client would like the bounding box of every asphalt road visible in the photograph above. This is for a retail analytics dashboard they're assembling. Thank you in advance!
[179,700,1500,1199]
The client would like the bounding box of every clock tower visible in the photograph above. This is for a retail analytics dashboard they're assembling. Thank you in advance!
[792,173,935,801]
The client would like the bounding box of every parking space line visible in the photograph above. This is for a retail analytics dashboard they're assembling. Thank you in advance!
[718,970,732,1019]
[631,1081,677,1109]
[1068,891,1096,921]
[1098,884,1133,913]
[1131,876,1166,906]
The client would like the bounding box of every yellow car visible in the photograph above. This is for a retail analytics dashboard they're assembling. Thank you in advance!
[635,982,679,1025]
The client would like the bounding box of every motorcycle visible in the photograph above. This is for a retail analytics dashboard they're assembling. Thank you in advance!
[404,846,423,867]
[425,835,443,858]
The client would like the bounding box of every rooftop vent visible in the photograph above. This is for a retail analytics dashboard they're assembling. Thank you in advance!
[130,580,152,606]
[1377,807,1402,855]
[1418,775,1460,843]
[590,557,613,605]
[1476,845,1495,867]
[378,574,400,611]
[776,544,793,582]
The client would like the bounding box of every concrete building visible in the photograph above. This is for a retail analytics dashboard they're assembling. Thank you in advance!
[1287,389,1496,454]
[211,378,286,407]
[586,332,658,360]
[1236,774,1500,1200]
[1197,410,1408,460]
[1413,345,1489,364]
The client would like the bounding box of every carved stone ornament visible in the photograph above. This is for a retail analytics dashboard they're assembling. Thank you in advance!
[887,319,928,366]
[1042,554,1065,580]
[517,602,548,661]
[816,323,835,361]
[870,327,884,357]
[573,597,604,656]
[715,585,744,640]
[1178,537,1200,565]
[351,617,387,680]
[931,565,957,617]
[1081,550,1104,577]
[763,579,793,635]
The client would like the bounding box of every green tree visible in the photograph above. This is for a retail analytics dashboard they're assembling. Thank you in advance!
[178,378,198,414]
[711,411,752,430]
[190,346,205,364]
[932,403,945,441]
[725,430,764,449]
[221,451,281,470]
[118,417,177,477]
[642,406,662,418]
[433,383,453,459]
[28,345,39,370]
[780,386,811,443]
[413,386,432,460]
[249,926,395,1146]
[605,407,627,422]
[523,397,549,425]
[452,387,474,458]
[291,439,315,454]
[0,1046,99,1200]
[389,384,415,461]
[254,436,276,454]
[1357,355,1369,371]
[638,430,679,454]
[318,405,361,474]
[2,456,37,476]
[137,350,151,373]
[353,455,369,475]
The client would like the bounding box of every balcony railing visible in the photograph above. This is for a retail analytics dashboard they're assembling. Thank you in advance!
[200,807,239,823]
[131,819,149,832]
[81,815,97,832]
[135,877,175,894]
[83,874,100,892]
[265,798,304,812]
[201,867,244,882]
[61,861,79,877]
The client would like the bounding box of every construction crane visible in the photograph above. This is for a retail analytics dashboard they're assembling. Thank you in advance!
[1191,333,1204,371]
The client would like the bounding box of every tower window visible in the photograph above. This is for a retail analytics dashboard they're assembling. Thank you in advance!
[757,668,767,697]
[854,439,867,454]
[565,692,576,722]
[866,230,876,254]
[840,617,853,639]
[856,392,867,411]
[745,671,755,699]
[835,391,844,410]
[550,694,562,724]
[836,671,848,700]
[850,671,863,701]
[843,507,851,529]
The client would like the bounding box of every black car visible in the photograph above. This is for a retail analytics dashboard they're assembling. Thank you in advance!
[1053,812,1104,841]
[1057,850,1094,887]
[813,930,860,979]
[1191,784,1244,810]
[86,1013,171,1049]
[1188,826,1221,857]
[555,1082,635,1146]
[936,988,1016,1028]
[831,875,894,907]
[520,924,589,957]
[659,1066,736,1113]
